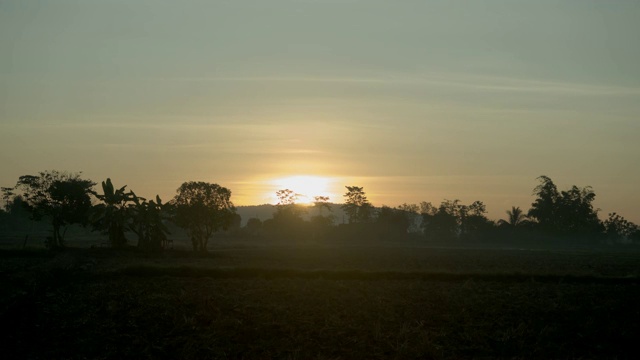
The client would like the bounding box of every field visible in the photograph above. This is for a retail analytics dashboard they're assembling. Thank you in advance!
[1,245,639,359]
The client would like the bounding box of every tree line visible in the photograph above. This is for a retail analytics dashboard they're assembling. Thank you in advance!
[1,171,639,250]
[1,171,235,251]
[245,176,639,245]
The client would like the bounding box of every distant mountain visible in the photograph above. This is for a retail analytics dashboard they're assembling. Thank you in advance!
[235,203,349,226]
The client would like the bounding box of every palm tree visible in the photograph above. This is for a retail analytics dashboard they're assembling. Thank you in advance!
[498,206,528,228]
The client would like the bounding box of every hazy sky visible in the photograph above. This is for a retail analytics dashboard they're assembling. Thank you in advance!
[1,0,639,222]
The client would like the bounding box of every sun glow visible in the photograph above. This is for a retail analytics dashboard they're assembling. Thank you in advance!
[269,175,335,204]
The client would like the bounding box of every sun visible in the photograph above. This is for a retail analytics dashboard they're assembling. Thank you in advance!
[270,175,334,204]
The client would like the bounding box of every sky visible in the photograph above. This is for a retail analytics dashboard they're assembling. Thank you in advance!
[1,0,639,223]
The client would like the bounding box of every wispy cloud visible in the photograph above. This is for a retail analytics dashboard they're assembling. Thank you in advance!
[148,72,640,97]
[420,72,640,96]
[156,76,388,84]
[93,141,325,155]
[23,121,220,130]
[9,118,277,132]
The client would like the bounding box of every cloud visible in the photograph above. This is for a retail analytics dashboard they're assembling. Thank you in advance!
[420,72,640,97]
[146,72,640,97]
[154,76,388,84]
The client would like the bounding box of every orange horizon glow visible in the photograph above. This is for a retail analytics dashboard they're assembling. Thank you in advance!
[266,175,339,205]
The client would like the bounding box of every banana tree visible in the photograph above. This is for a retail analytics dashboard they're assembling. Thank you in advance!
[92,178,135,248]
[129,194,171,251]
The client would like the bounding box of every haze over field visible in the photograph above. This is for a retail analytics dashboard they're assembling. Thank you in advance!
[1,1,639,222]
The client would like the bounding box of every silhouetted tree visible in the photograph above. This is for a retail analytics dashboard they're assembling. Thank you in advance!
[375,206,412,239]
[271,189,307,238]
[313,196,332,216]
[421,199,492,241]
[310,196,334,239]
[172,181,235,252]
[498,206,528,228]
[397,203,422,233]
[1,187,14,211]
[342,186,373,224]
[603,212,639,243]
[276,189,297,206]
[274,189,306,221]
[310,214,334,240]
[419,201,437,216]
[262,218,276,234]
[556,185,603,237]
[4,194,28,217]
[129,194,171,251]
[528,176,559,233]
[13,171,95,249]
[92,178,134,248]
[421,200,460,241]
[528,176,603,239]
[459,201,494,241]
[228,213,242,234]
[245,217,263,236]
[0,194,31,234]
[496,206,531,241]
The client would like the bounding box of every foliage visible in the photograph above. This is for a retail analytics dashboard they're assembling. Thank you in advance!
[172,181,235,252]
[498,206,529,228]
[313,196,332,216]
[245,217,263,236]
[4,195,28,217]
[421,199,494,241]
[557,185,603,236]
[421,200,460,241]
[274,189,306,221]
[227,213,242,234]
[603,212,639,243]
[374,206,412,239]
[342,186,373,224]
[308,214,334,241]
[1,186,15,211]
[92,178,135,248]
[13,170,95,248]
[92,179,172,251]
[528,176,603,238]
[528,175,559,232]
[129,194,172,251]
[276,189,297,206]
[397,203,422,233]
[310,214,334,229]
[268,189,307,238]
[3,171,638,247]
[308,196,335,237]
[459,201,494,241]
[419,201,438,216]
[495,206,533,241]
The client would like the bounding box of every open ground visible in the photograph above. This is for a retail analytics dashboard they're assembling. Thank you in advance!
[1,245,639,359]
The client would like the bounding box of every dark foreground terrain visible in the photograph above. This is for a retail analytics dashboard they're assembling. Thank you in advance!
[1,246,639,359]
